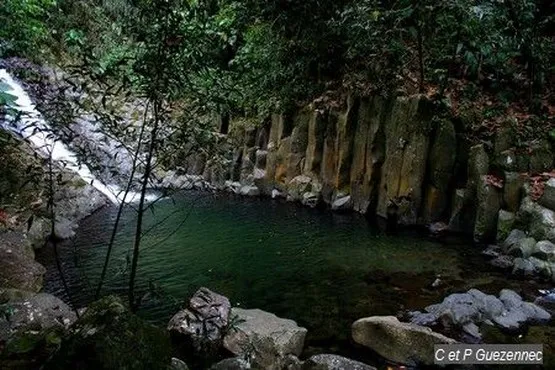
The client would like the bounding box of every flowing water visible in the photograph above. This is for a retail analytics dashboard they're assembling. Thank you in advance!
[0,69,154,204]
[36,191,548,358]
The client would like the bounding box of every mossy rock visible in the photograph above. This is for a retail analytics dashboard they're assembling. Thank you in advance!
[0,326,65,370]
[44,296,172,370]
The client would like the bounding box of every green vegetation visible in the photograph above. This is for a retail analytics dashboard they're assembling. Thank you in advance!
[1,0,553,123]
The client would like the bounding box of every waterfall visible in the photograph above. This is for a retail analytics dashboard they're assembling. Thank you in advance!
[0,69,156,204]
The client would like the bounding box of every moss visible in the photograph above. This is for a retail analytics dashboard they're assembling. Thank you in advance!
[45,296,172,370]
[0,327,65,370]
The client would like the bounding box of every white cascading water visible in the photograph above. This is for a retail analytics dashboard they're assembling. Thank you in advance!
[0,69,155,204]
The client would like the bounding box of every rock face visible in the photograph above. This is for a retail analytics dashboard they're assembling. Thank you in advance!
[45,296,171,370]
[223,308,307,370]
[0,231,46,292]
[168,288,231,353]
[351,316,456,366]
[409,289,551,341]
[181,96,554,240]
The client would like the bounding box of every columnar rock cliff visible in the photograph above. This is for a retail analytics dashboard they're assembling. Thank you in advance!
[181,95,555,244]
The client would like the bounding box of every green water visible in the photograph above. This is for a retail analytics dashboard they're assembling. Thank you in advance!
[37,191,544,351]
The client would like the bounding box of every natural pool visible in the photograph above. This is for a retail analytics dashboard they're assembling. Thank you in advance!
[37,191,548,362]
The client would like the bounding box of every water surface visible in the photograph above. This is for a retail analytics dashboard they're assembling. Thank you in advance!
[37,192,545,353]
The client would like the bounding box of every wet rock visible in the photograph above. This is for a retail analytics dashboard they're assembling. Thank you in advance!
[225,181,242,194]
[518,197,555,243]
[410,289,550,340]
[239,185,260,197]
[223,308,307,370]
[493,289,551,331]
[429,222,449,236]
[287,175,313,202]
[271,189,283,199]
[331,195,352,212]
[508,237,536,258]
[539,178,555,211]
[531,240,555,261]
[497,210,516,242]
[301,192,320,208]
[527,257,552,278]
[534,294,555,315]
[0,231,45,292]
[168,288,231,353]
[502,229,527,252]
[45,295,171,370]
[474,175,501,243]
[351,316,456,366]
[303,354,376,370]
[512,258,535,276]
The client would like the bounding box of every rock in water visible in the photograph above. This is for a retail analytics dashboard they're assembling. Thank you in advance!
[351,316,456,366]
[331,194,352,212]
[223,308,307,370]
[168,288,231,352]
[303,354,376,370]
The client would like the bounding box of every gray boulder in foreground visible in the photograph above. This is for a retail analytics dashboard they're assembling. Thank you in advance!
[352,316,456,366]
[168,287,231,352]
[223,308,307,370]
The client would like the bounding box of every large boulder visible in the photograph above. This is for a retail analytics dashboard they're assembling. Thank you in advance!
[303,354,376,370]
[0,231,45,292]
[351,316,456,366]
[45,296,171,370]
[168,288,231,353]
[223,308,307,370]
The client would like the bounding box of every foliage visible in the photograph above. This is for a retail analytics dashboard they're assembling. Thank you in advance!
[0,0,56,58]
